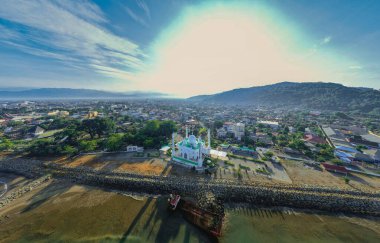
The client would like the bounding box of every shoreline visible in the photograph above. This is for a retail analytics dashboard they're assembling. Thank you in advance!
[0,158,380,217]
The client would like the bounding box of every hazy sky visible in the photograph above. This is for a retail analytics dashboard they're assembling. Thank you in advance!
[0,0,379,97]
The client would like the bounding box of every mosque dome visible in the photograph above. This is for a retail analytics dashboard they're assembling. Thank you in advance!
[188,135,197,145]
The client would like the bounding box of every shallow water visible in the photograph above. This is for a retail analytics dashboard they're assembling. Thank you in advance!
[222,206,380,243]
[0,185,379,243]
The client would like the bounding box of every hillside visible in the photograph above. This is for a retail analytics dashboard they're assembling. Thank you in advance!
[0,88,166,99]
[188,82,380,113]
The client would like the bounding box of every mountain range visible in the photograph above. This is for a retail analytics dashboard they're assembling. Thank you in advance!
[0,88,166,100]
[189,82,380,113]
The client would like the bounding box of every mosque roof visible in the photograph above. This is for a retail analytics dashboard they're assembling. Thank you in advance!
[179,135,205,149]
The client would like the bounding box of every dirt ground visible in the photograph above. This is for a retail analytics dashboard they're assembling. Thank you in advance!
[281,160,380,190]
[61,153,171,176]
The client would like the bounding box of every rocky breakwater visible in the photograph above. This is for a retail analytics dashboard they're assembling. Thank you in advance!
[0,174,51,209]
[1,158,380,216]
[0,158,44,178]
[48,164,380,216]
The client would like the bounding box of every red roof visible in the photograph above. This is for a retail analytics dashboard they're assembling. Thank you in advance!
[322,163,348,173]
[304,134,326,144]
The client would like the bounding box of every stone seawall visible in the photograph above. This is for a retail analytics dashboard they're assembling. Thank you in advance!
[0,175,51,210]
[0,158,379,216]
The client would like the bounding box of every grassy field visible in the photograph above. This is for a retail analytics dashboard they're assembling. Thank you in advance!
[38,129,63,138]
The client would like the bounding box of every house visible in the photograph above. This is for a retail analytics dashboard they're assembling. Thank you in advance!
[346,135,378,148]
[304,142,321,152]
[335,145,358,153]
[219,144,231,152]
[48,110,69,117]
[234,122,245,141]
[283,147,302,155]
[257,120,279,130]
[321,163,348,175]
[353,152,374,163]
[372,150,380,164]
[127,145,144,153]
[231,146,257,157]
[29,126,45,137]
[251,132,273,146]
[322,126,338,139]
[219,122,245,141]
[334,150,353,163]
[304,134,326,144]
[159,146,171,155]
[4,127,13,134]
[216,127,227,138]
[361,134,380,148]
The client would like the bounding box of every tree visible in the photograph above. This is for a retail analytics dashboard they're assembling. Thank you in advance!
[49,117,76,130]
[81,117,115,138]
[57,125,82,145]
[143,120,160,137]
[79,140,97,152]
[62,145,77,155]
[28,139,55,155]
[159,120,177,137]
[264,151,274,158]
[143,138,154,148]
[289,139,307,151]
[214,120,224,129]
[105,134,124,151]
[356,145,366,153]
[0,138,14,151]
[198,127,207,137]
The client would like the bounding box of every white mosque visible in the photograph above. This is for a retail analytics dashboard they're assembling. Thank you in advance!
[172,127,211,168]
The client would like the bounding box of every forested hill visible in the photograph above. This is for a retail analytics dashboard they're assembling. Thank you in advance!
[188,82,380,113]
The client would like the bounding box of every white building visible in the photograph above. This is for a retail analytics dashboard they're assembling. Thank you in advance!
[219,122,245,141]
[127,145,144,152]
[257,120,279,130]
[216,127,227,138]
[172,127,211,168]
[234,122,245,141]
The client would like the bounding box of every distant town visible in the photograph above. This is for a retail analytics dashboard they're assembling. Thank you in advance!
[1,98,380,241]
[1,99,379,183]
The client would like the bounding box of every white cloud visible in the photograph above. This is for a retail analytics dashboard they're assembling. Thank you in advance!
[54,0,107,24]
[124,7,149,27]
[349,65,363,70]
[123,0,151,27]
[0,0,145,82]
[136,0,151,19]
[321,36,332,45]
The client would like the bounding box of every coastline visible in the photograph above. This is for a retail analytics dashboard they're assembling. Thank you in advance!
[0,182,379,242]
[0,157,379,217]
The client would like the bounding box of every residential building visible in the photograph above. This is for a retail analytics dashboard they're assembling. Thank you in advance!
[127,145,144,152]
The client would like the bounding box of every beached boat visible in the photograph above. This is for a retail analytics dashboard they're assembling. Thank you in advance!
[168,194,224,237]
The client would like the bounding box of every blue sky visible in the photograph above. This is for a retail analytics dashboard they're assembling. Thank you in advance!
[0,0,379,97]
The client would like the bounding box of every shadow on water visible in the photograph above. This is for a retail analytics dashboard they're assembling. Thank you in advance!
[118,194,218,243]
[153,199,219,243]
[21,180,71,213]
[119,197,154,242]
